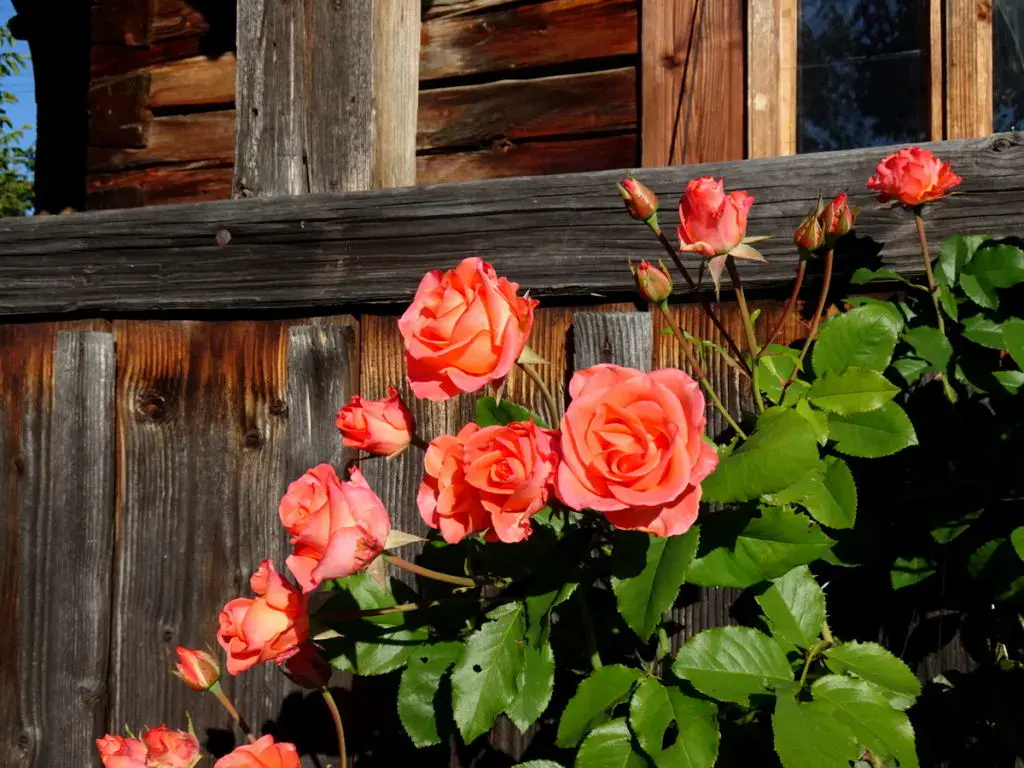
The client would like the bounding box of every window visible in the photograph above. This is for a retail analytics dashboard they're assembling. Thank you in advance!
[994,0,1024,131]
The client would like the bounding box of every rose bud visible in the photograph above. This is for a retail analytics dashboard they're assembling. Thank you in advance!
[794,206,826,252]
[172,646,220,692]
[95,734,148,768]
[630,259,673,304]
[282,642,332,689]
[822,192,858,238]
[214,735,301,768]
[867,146,962,207]
[336,385,414,458]
[617,176,659,223]
[141,725,202,768]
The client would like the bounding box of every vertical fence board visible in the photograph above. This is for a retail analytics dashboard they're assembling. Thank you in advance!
[572,311,653,371]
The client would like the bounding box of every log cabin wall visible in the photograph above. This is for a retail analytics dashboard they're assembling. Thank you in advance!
[84,0,643,208]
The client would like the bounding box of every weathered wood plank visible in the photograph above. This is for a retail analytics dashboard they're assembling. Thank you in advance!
[747,0,797,158]
[572,311,652,371]
[418,68,636,150]
[417,133,637,185]
[2,134,1022,316]
[17,331,116,767]
[946,0,994,139]
[234,0,373,196]
[374,0,420,188]
[421,0,637,81]
[87,163,234,210]
[148,54,237,109]
[89,110,235,173]
[89,72,152,149]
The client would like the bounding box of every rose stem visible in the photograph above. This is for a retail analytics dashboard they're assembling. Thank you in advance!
[725,257,766,413]
[783,248,835,391]
[579,591,602,670]
[324,603,422,622]
[654,229,751,376]
[209,681,257,744]
[656,303,748,439]
[321,686,347,768]
[914,209,946,337]
[382,553,479,588]
[762,259,807,354]
[516,361,561,425]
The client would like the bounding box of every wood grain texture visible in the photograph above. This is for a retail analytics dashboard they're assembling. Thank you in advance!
[928,0,944,140]
[418,68,636,150]
[417,132,637,184]
[374,0,420,188]
[89,72,153,149]
[572,311,652,371]
[641,0,745,166]
[89,110,235,173]
[148,54,237,109]
[87,163,234,210]
[946,0,994,139]
[3,133,1023,316]
[234,0,373,197]
[421,0,637,81]
[747,0,797,158]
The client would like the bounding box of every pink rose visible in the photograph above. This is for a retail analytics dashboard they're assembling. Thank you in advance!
[280,464,391,591]
[555,365,718,537]
[336,385,414,457]
[399,257,538,401]
[867,146,962,207]
[95,734,147,768]
[214,735,300,768]
[141,725,201,768]
[677,176,753,256]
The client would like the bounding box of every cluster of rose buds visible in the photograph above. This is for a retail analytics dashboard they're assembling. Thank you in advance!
[96,725,201,768]
[794,193,859,254]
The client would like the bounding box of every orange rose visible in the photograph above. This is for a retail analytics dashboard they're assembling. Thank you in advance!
[217,560,308,675]
[280,464,391,592]
[417,426,489,543]
[95,734,148,768]
[867,147,962,207]
[141,725,201,768]
[399,257,538,401]
[555,365,718,537]
[214,735,300,768]
[336,385,414,457]
[677,176,753,257]
[172,646,220,691]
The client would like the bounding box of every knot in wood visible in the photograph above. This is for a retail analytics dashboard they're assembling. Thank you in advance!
[662,51,685,69]
[215,229,232,246]
[268,399,288,417]
[161,628,174,643]
[991,135,1018,153]
[137,390,168,422]
[12,456,24,475]
[244,427,265,449]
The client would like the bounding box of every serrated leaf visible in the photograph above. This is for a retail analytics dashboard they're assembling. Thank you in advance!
[765,457,857,530]
[811,676,919,768]
[506,640,555,731]
[671,626,796,706]
[557,665,644,748]
[657,689,720,768]
[851,267,921,288]
[812,305,901,376]
[960,245,1024,310]
[687,506,834,588]
[794,399,828,444]
[938,234,988,285]
[629,677,674,757]
[611,528,700,641]
[574,719,647,768]
[891,356,931,386]
[773,692,861,768]
[452,606,526,743]
[993,370,1024,394]
[702,408,820,503]
[1001,317,1024,370]
[808,367,900,415]
[890,555,936,590]
[824,642,921,711]
[967,539,1024,600]
[514,762,567,768]
[397,642,463,747]
[961,314,1007,349]
[755,566,826,649]
[828,402,918,458]
[904,326,953,373]
[936,284,959,321]
[758,345,801,403]
[475,396,548,428]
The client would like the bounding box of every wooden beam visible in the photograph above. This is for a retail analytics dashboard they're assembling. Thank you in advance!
[747,0,797,158]
[641,0,745,166]
[374,0,420,188]
[0,134,1020,316]
[928,0,945,140]
[946,0,994,139]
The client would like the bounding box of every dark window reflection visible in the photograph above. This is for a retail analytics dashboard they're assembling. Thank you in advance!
[995,0,1024,131]
[798,0,927,153]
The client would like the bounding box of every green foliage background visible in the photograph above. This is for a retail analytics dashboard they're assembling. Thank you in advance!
[0,24,33,217]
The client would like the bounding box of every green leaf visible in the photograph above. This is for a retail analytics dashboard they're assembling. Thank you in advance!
[755,565,826,649]
[773,692,861,768]
[1001,317,1024,370]
[967,539,1024,600]
[629,677,675,758]
[475,396,548,428]
[936,284,959,321]
[611,528,700,641]
[398,642,463,747]
[451,606,526,743]
[824,642,922,711]
[808,367,900,415]
[557,665,644,748]
[687,506,834,589]
[960,245,1024,309]
[891,356,931,386]
[961,313,1007,349]
[890,555,936,590]
[758,345,801,403]
[812,305,901,376]
[903,326,954,372]
[811,675,919,768]
[657,688,720,768]
[766,457,857,530]
[514,763,567,768]
[702,408,820,503]
[794,399,829,444]
[938,234,988,285]
[993,370,1024,394]
[574,719,647,768]
[827,402,918,458]
[851,267,922,289]
[671,626,796,706]
[507,640,555,731]
[1011,527,1024,561]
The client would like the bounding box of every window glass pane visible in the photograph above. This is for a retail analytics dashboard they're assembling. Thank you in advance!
[798,0,927,153]
[995,0,1024,131]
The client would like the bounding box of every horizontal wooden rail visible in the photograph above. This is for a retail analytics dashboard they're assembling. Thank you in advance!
[1,133,1022,317]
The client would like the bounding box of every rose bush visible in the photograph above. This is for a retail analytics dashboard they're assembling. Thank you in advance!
[98,147,1024,768]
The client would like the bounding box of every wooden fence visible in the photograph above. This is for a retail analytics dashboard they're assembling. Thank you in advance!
[1,133,1021,766]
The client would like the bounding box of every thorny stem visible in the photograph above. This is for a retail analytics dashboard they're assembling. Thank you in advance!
[517,361,561,426]
[763,258,807,353]
[822,619,835,646]
[210,682,256,744]
[382,553,479,588]
[656,303,748,439]
[321,686,347,768]
[726,257,766,412]
[784,249,835,391]
[914,209,946,337]
[655,230,751,376]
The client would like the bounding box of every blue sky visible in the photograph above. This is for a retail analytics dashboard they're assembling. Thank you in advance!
[1,0,35,149]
